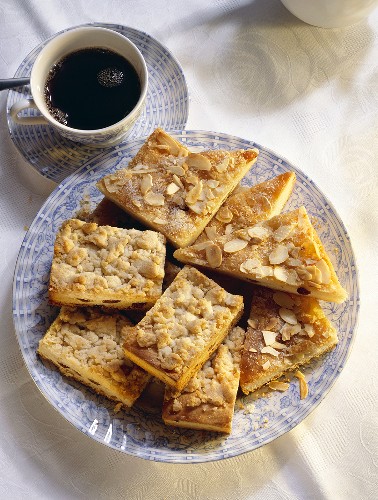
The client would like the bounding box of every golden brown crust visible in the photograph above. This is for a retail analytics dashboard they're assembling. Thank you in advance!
[48,218,166,309]
[239,288,338,394]
[162,326,245,433]
[37,307,150,407]
[123,266,244,391]
[96,128,259,248]
[174,206,347,303]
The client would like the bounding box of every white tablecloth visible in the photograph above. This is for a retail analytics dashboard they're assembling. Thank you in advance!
[1,1,377,498]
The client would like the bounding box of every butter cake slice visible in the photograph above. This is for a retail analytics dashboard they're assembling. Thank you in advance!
[123,266,244,391]
[195,172,296,244]
[162,326,245,433]
[174,206,347,303]
[49,219,166,309]
[38,307,150,407]
[239,288,338,395]
[96,128,259,247]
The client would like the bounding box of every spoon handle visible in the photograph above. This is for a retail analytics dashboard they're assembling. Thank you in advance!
[0,78,30,91]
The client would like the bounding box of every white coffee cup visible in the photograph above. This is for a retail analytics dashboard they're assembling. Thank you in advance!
[10,26,148,147]
[280,0,378,28]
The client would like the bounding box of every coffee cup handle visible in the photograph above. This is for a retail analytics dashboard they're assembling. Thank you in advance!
[10,98,49,125]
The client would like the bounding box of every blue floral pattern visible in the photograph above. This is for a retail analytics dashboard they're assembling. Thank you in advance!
[13,131,359,463]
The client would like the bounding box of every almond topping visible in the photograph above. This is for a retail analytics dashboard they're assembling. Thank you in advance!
[269,381,290,392]
[215,156,229,172]
[190,241,214,251]
[304,323,315,338]
[144,191,165,206]
[224,239,248,253]
[294,370,308,399]
[172,174,184,189]
[305,265,322,284]
[216,206,233,223]
[155,131,187,157]
[273,225,293,242]
[247,226,271,242]
[281,323,301,341]
[205,243,223,268]
[262,360,271,370]
[185,180,203,205]
[204,226,218,241]
[207,179,219,188]
[261,346,280,357]
[140,173,153,195]
[249,347,257,353]
[262,330,276,346]
[273,292,295,309]
[166,164,186,176]
[269,245,289,265]
[166,182,180,195]
[315,259,331,284]
[153,217,167,225]
[279,308,297,325]
[225,224,233,235]
[240,258,261,273]
[186,152,212,171]
[273,266,289,283]
[247,318,258,329]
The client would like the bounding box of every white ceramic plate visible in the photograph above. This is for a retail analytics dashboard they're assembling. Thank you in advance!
[6,23,189,184]
[12,131,359,463]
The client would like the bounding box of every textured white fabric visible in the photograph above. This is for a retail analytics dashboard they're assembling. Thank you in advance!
[0,0,377,498]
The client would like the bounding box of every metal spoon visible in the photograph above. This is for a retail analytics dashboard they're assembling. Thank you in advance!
[0,78,30,91]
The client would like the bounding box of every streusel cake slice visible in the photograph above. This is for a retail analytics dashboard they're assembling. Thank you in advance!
[38,307,151,407]
[174,206,347,303]
[163,326,245,433]
[123,266,244,391]
[239,288,338,395]
[49,219,166,309]
[96,128,259,247]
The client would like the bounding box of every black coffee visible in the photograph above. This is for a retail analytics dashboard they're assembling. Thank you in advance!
[44,48,141,130]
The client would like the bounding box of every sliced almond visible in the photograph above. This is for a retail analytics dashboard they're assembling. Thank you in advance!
[103,175,123,193]
[249,347,257,353]
[271,341,286,350]
[186,173,199,185]
[172,174,184,189]
[273,266,289,283]
[247,318,258,329]
[225,224,233,235]
[190,240,214,251]
[207,179,219,188]
[279,308,297,325]
[185,180,203,205]
[155,131,187,157]
[247,225,271,242]
[273,225,293,242]
[240,258,261,273]
[153,217,167,225]
[186,152,211,171]
[224,239,248,253]
[265,317,279,330]
[281,323,301,340]
[132,199,142,208]
[315,259,331,284]
[166,164,186,176]
[204,226,218,241]
[166,182,180,195]
[269,381,290,391]
[144,191,165,206]
[188,201,205,214]
[272,291,295,309]
[261,346,280,357]
[215,156,229,172]
[305,265,322,284]
[269,245,289,265]
[286,269,300,286]
[140,173,153,195]
[262,330,276,346]
[304,323,315,338]
[205,243,223,268]
[294,370,308,399]
[256,266,274,278]
[287,257,302,267]
[262,360,271,370]
[215,206,233,223]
